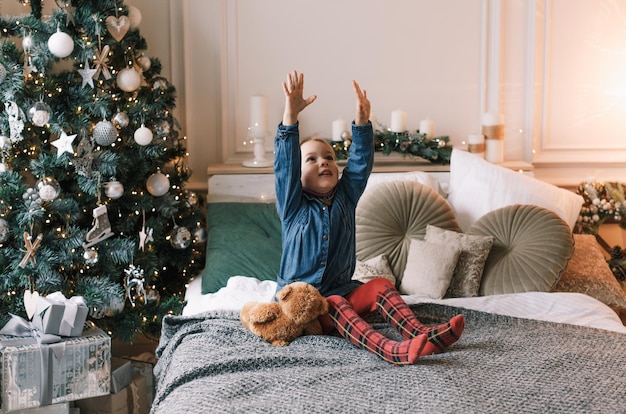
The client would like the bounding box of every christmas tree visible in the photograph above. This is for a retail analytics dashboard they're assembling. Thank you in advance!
[0,0,206,342]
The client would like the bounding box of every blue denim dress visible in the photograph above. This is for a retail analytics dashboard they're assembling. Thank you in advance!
[273,121,374,297]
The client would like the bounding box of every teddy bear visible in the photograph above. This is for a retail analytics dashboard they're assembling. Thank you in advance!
[240,281,329,346]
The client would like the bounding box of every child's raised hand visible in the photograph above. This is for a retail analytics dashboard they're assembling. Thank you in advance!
[352,80,370,126]
[282,70,317,126]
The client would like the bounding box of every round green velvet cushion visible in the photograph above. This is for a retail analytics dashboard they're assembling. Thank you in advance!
[467,204,575,296]
[356,181,461,284]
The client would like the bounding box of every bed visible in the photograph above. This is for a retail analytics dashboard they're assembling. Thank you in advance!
[151,150,626,413]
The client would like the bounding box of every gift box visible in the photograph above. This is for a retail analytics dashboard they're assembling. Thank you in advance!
[32,293,88,337]
[7,402,70,414]
[0,322,110,412]
[110,358,132,394]
[75,375,148,414]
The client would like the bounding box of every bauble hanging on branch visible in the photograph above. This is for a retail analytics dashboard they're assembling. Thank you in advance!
[117,67,141,92]
[27,101,52,127]
[93,120,118,146]
[146,172,170,196]
[48,29,74,58]
[134,124,153,146]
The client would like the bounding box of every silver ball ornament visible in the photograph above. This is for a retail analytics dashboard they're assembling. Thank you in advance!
[104,180,124,199]
[112,111,130,128]
[48,30,74,58]
[28,101,52,127]
[146,172,170,196]
[152,78,168,90]
[340,130,350,140]
[186,191,199,207]
[193,227,207,244]
[137,55,151,71]
[35,177,61,201]
[117,67,141,92]
[170,226,191,249]
[0,218,9,243]
[83,248,99,265]
[93,120,118,146]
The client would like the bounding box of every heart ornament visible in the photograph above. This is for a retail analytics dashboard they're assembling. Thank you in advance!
[24,289,39,320]
[106,16,130,42]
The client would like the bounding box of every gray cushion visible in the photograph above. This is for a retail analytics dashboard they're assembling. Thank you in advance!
[356,181,461,284]
[467,204,574,296]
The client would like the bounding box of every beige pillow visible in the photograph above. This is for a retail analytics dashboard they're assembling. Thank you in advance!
[425,225,494,297]
[400,238,460,298]
[467,204,574,296]
[352,254,396,285]
[356,181,461,285]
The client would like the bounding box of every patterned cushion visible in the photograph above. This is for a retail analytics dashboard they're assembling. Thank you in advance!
[352,254,396,285]
[467,204,574,296]
[425,225,494,297]
[552,234,626,310]
[356,181,461,286]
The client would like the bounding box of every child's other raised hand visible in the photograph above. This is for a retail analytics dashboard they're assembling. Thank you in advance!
[282,70,317,126]
[352,80,370,126]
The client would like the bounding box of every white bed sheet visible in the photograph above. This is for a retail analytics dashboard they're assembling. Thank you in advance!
[184,276,626,334]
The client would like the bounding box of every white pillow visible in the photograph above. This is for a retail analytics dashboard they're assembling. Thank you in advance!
[400,239,460,299]
[447,149,583,231]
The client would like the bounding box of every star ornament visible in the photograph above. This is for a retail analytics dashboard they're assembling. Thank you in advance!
[139,226,154,251]
[78,60,97,88]
[51,131,77,158]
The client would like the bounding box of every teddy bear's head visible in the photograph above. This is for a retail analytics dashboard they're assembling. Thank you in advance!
[276,281,329,325]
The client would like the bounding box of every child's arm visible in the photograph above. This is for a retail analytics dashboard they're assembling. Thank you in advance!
[352,80,370,126]
[282,70,317,126]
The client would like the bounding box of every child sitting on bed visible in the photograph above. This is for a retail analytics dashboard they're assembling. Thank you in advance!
[273,70,465,365]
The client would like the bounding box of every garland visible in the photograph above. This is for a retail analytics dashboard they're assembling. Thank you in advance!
[575,180,626,282]
[331,125,452,164]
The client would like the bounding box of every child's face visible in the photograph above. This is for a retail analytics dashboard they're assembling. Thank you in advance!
[300,140,339,194]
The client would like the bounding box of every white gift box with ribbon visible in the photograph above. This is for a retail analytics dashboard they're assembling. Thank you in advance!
[32,293,88,337]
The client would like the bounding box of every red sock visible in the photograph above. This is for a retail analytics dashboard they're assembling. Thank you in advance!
[376,286,465,355]
[327,295,426,365]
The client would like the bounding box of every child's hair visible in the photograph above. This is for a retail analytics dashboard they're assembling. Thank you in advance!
[300,137,336,160]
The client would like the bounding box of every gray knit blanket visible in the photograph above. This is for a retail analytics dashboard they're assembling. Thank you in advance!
[151,304,626,413]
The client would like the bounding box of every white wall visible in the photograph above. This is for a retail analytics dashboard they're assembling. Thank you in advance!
[3,0,626,191]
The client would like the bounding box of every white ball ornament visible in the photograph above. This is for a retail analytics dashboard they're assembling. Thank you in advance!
[104,180,124,199]
[146,172,170,196]
[134,124,153,146]
[117,67,141,92]
[48,29,74,58]
[93,120,118,146]
[137,55,151,71]
[170,226,191,249]
[128,6,142,29]
[0,135,10,149]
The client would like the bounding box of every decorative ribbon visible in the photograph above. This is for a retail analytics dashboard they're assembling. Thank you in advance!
[481,124,504,140]
[38,292,87,336]
[93,44,112,80]
[0,314,65,408]
[19,231,43,269]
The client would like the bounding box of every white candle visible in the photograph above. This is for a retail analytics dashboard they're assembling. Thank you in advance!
[332,119,347,141]
[249,95,268,137]
[485,139,503,163]
[419,118,434,138]
[390,109,407,132]
[481,111,503,126]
